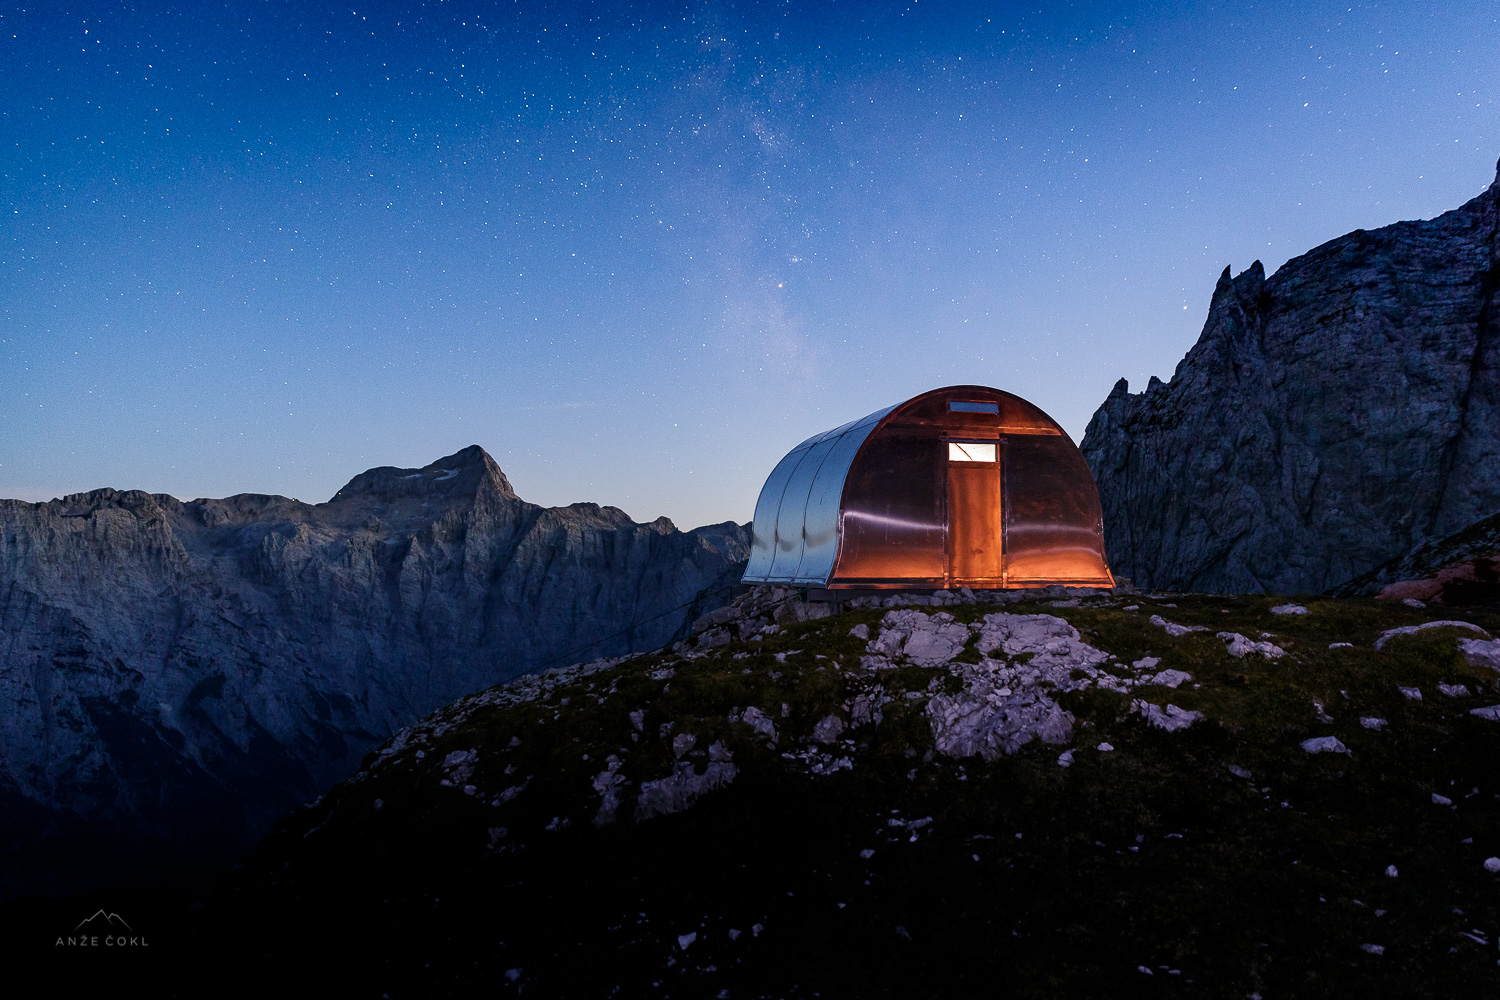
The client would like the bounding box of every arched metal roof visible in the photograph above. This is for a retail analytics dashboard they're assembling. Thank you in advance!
[742,403,897,585]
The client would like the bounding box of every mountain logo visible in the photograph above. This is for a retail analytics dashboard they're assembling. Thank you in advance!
[55,909,147,948]
[74,909,132,932]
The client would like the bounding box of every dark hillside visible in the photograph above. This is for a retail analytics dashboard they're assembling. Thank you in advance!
[28,586,1494,997]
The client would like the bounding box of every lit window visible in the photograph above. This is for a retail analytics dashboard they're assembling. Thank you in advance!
[948,442,997,462]
[949,401,999,414]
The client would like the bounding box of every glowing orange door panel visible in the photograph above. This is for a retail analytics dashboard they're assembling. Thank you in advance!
[946,448,1003,585]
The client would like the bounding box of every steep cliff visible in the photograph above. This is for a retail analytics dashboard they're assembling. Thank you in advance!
[1082,160,1500,594]
[0,445,747,895]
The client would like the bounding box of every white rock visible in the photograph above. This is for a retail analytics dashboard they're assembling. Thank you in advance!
[1149,615,1209,636]
[1300,736,1349,754]
[708,740,734,762]
[859,848,875,859]
[812,714,847,744]
[1469,705,1500,721]
[849,690,885,728]
[1374,620,1490,650]
[849,623,870,640]
[1398,686,1423,701]
[1484,857,1500,873]
[740,705,778,742]
[871,609,971,666]
[1432,793,1453,806]
[591,756,627,826]
[972,613,1110,670]
[629,709,646,732]
[1437,682,1469,698]
[678,932,697,950]
[1057,750,1074,767]
[1218,632,1285,659]
[1097,742,1114,752]
[1149,668,1193,688]
[927,686,1074,758]
[1458,637,1500,671]
[1135,701,1204,731]
[635,760,739,821]
[1361,943,1385,955]
[1402,598,1426,608]
[494,780,529,806]
[1384,865,1398,878]
[1131,656,1161,672]
[1329,642,1354,649]
[1359,717,1387,730]
[1271,604,1310,615]
[926,613,1113,760]
[441,748,478,785]
[672,733,697,758]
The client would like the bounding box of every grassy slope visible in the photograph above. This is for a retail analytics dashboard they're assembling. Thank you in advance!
[31,593,1500,998]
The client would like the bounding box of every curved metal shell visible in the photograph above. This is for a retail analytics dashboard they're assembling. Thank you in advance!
[742,406,895,584]
[743,386,1113,589]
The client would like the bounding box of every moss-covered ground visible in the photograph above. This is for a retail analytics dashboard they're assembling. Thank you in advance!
[11,592,1500,998]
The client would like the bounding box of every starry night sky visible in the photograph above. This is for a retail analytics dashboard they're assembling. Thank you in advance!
[3,2,1497,528]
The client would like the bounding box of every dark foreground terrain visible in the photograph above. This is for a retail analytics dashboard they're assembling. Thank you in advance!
[9,587,1500,998]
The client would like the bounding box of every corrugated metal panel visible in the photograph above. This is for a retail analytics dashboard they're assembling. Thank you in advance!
[792,406,894,584]
[742,405,895,585]
[768,435,839,579]
[742,442,811,581]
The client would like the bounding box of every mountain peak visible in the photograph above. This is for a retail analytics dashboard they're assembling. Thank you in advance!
[328,445,517,505]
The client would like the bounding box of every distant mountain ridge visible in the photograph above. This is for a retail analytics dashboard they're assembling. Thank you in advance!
[1082,159,1500,594]
[0,445,748,897]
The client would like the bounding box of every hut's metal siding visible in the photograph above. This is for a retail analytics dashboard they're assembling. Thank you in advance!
[743,443,810,582]
[742,406,895,584]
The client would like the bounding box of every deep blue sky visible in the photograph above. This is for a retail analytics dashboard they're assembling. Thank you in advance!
[3,2,1497,527]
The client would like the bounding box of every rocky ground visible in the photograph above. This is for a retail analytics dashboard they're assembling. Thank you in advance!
[13,584,1500,997]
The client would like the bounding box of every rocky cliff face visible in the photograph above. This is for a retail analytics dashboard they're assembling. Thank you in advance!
[0,445,747,895]
[1082,161,1500,594]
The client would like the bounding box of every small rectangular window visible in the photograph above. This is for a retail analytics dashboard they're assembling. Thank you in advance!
[948,442,997,463]
[949,401,999,414]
